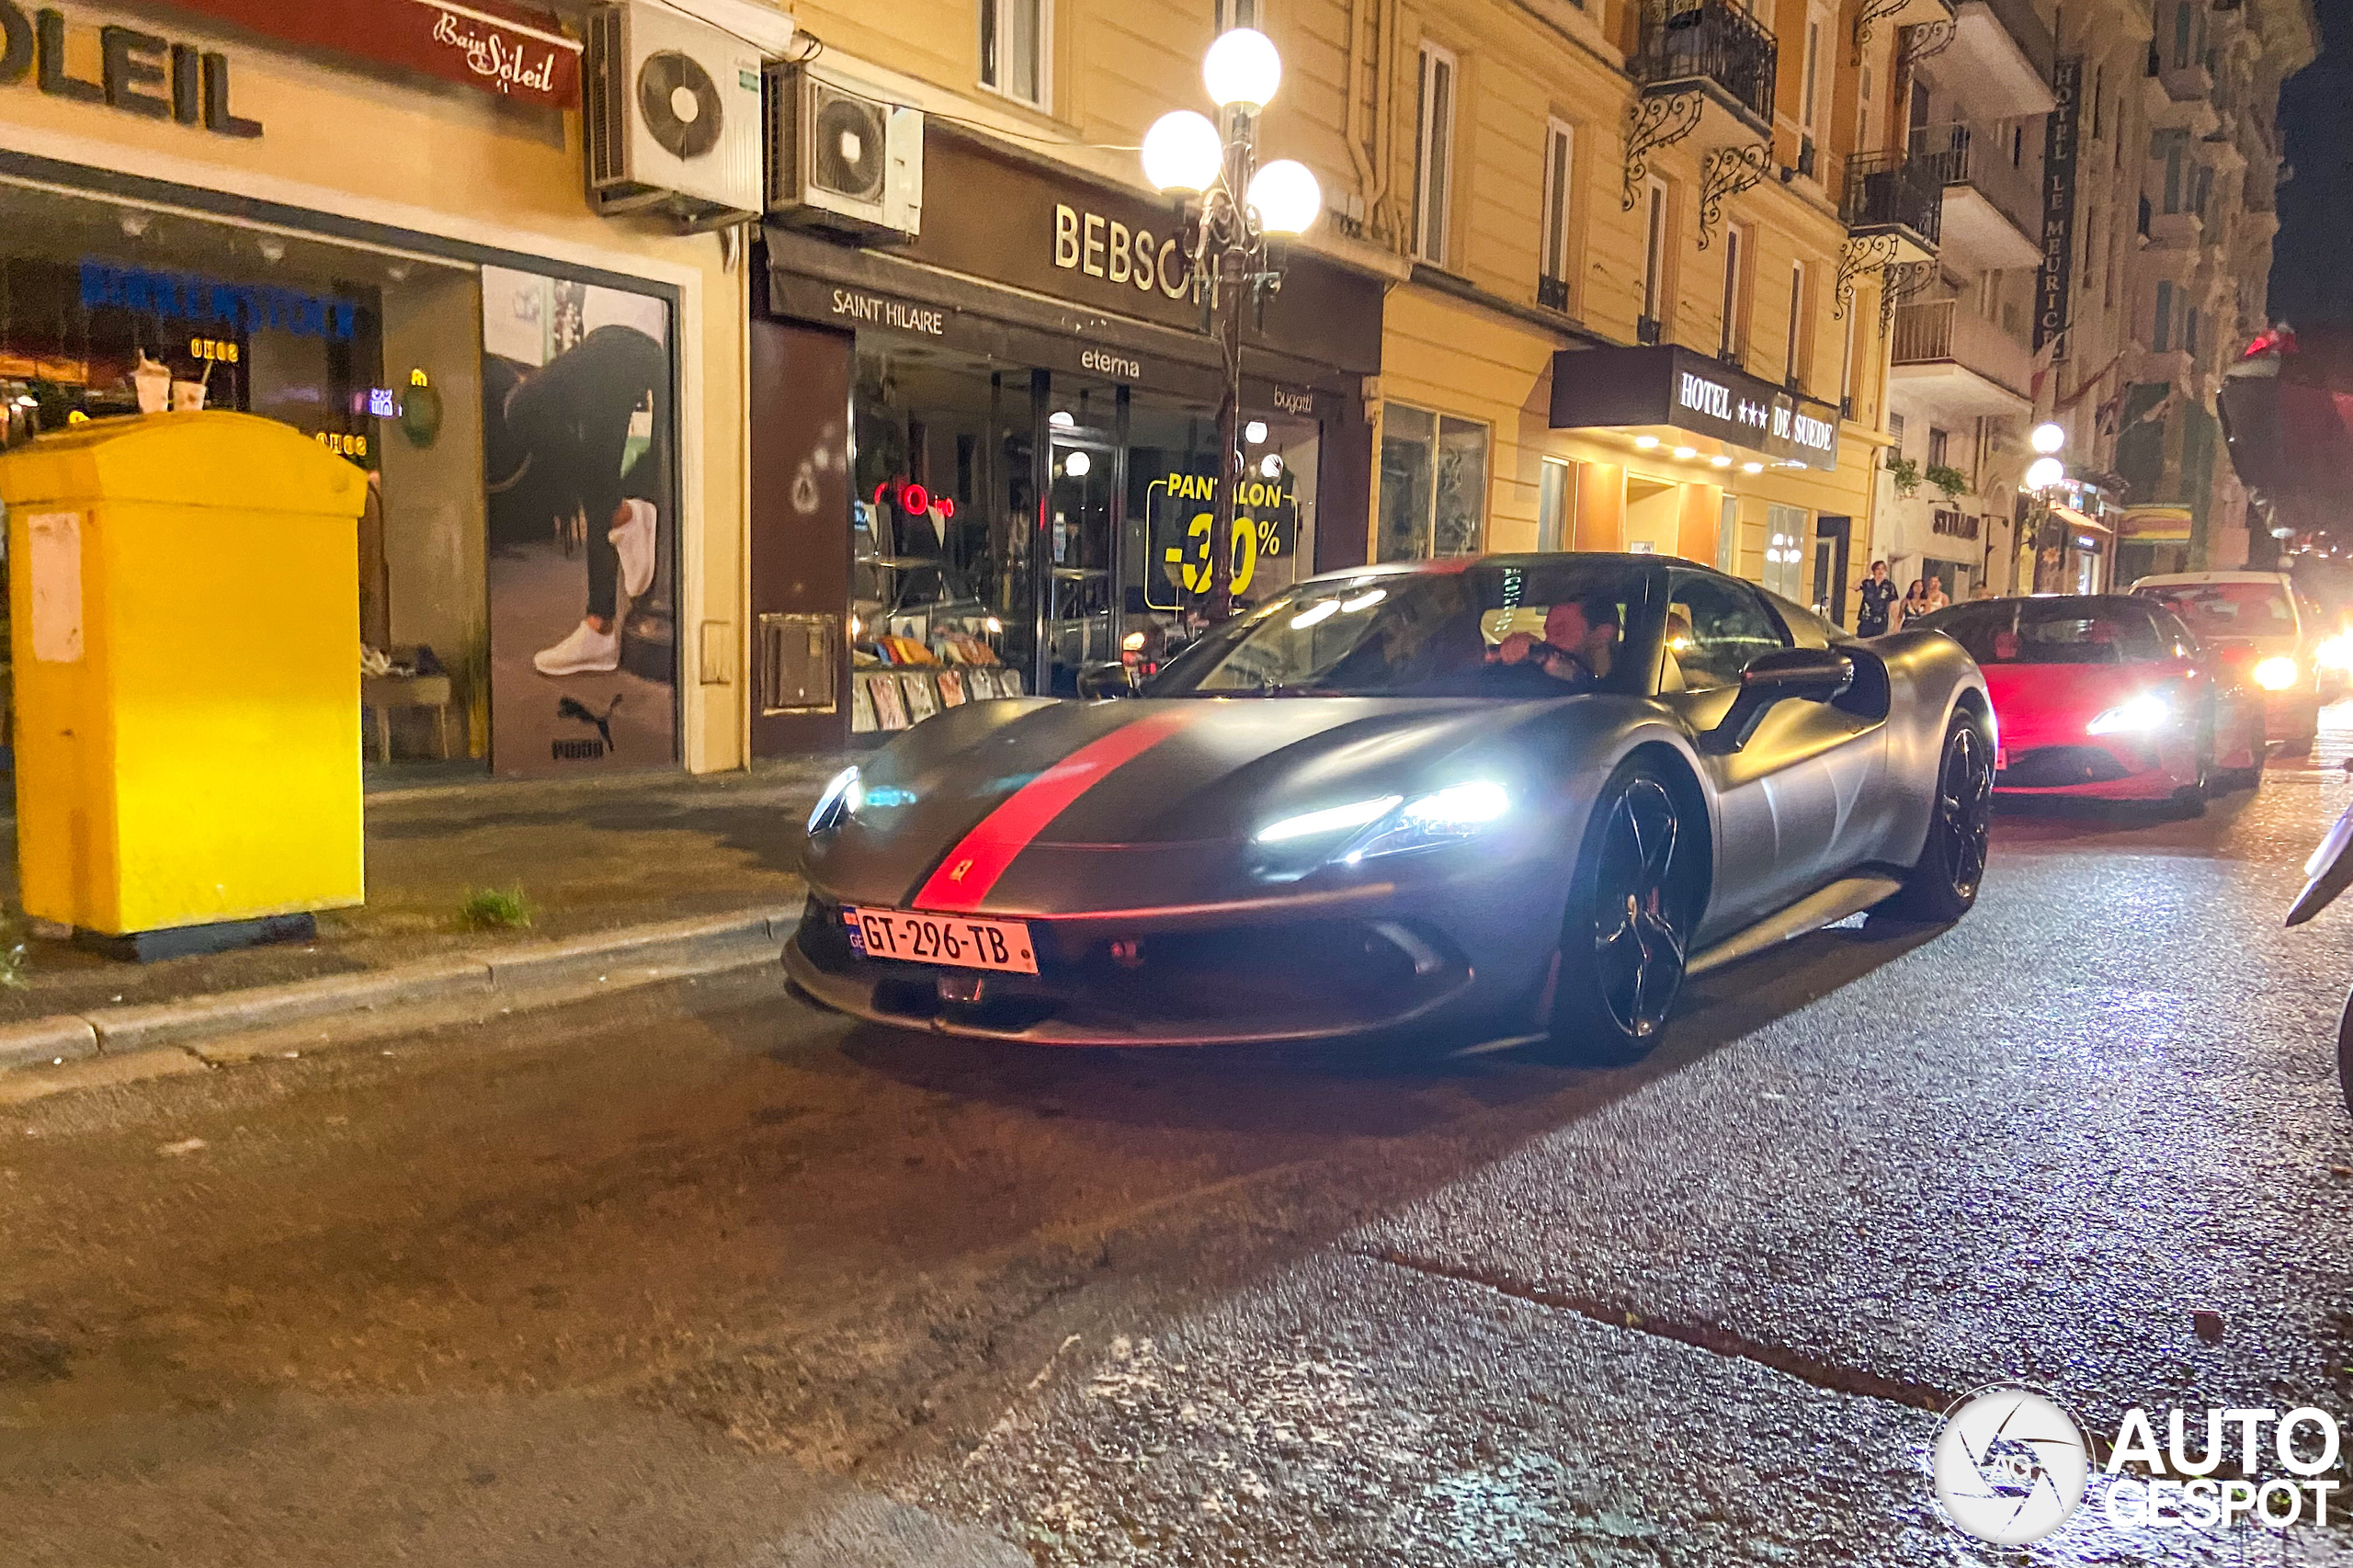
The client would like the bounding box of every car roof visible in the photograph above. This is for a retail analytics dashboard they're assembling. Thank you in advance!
[1304,552,1699,585]
[2131,571,2293,587]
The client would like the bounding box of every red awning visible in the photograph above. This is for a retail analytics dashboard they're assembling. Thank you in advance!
[160,0,582,109]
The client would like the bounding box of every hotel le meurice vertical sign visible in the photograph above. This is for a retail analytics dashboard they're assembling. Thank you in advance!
[0,4,263,135]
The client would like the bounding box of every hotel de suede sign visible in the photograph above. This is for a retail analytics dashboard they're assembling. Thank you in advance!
[1551,346,1840,472]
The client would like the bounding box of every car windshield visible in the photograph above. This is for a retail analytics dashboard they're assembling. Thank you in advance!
[1915,599,2168,665]
[1146,561,1649,698]
[2136,581,2294,641]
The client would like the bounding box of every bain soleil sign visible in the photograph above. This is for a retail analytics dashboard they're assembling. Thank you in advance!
[0,3,262,135]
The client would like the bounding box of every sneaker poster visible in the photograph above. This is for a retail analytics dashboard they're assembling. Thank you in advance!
[480,265,678,776]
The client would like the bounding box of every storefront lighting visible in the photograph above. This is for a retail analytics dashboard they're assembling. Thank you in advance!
[1122,631,1148,652]
[1709,454,1732,469]
[1202,27,1283,108]
[1259,453,1282,478]
[1672,446,1697,460]
[2024,456,2066,491]
[1245,419,1268,444]
[983,616,1004,634]
[1063,450,1092,477]
[257,236,285,264]
[1741,460,1764,473]
[1633,435,1659,449]
[2030,422,2066,455]
[1245,160,1323,235]
[1049,410,1076,428]
[1142,110,1223,194]
[12,396,34,409]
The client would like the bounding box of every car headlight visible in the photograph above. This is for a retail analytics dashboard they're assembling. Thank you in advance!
[1342,780,1512,862]
[2317,637,2353,673]
[2086,693,2172,735]
[2254,655,2301,692]
[1254,794,1401,845]
[807,766,859,835]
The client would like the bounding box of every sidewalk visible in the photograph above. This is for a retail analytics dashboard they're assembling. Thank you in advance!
[0,756,844,1026]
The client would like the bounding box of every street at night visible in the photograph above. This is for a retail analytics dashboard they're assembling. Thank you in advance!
[8,732,2353,1565]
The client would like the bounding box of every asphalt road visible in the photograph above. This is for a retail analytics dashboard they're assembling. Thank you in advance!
[9,729,2353,1565]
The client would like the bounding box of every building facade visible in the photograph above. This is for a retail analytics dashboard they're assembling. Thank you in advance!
[0,0,775,778]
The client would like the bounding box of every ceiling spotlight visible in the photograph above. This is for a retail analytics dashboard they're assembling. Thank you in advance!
[1672,446,1698,460]
[118,210,150,238]
[1245,419,1268,445]
[1742,460,1764,473]
[256,236,286,263]
[1259,452,1282,478]
[386,262,412,283]
[1633,435,1660,449]
[1710,454,1733,468]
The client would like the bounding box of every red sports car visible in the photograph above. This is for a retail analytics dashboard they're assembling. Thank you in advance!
[1911,595,2264,812]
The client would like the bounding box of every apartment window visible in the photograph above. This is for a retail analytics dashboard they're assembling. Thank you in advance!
[1215,0,1262,25]
[2092,66,2105,140]
[980,0,1049,107]
[1378,403,1488,561]
[1642,175,1669,335]
[1927,426,1949,468]
[1858,65,1873,153]
[2193,165,2213,217]
[2011,122,2025,168]
[1784,259,1808,389]
[2173,1,2193,70]
[1720,222,1750,358]
[1888,412,1906,454]
[2187,306,2200,358]
[2154,279,2174,353]
[1540,118,1574,304]
[1538,458,1573,551]
[1412,43,1458,266]
[1801,7,1825,140]
[1839,304,1857,412]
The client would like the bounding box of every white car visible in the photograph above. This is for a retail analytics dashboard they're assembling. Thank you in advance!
[2131,571,2336,755]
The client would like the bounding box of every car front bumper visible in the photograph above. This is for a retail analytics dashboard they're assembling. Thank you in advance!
[1994,735,2199,800]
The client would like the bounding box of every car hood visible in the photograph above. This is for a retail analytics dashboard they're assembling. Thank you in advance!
[809,694,1589,914]
[1981,663,2184,748]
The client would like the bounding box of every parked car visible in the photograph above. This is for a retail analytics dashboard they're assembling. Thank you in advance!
[1911,594,2264,813]
[2132,571,2336,755]
[790,553,1993,1063]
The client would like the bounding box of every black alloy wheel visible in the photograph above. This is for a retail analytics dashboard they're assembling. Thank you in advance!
[1546,765,1694,1065]
[1883,716,1994,922]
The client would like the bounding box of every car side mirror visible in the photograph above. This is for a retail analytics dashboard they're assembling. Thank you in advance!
[1702,648,1855,753]
[1076,661,1138,699]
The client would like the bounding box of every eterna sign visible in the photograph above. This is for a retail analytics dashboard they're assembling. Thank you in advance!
[0,5,262,136]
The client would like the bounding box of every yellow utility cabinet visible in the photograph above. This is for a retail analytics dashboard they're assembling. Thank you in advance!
[0,413,369,955]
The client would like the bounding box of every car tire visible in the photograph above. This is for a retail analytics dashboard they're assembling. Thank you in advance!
[1881,714,1993,924]
[1542,760,1699,1067]
[2169,731,2211,819]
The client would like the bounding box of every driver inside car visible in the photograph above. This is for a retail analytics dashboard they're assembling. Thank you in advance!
[1488,597,1621,690]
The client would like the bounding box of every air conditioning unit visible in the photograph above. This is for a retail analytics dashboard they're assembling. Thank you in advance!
[765,62,923,240]
[585,0,764,230]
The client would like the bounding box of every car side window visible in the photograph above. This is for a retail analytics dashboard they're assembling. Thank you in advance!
[1665,569,1791,692]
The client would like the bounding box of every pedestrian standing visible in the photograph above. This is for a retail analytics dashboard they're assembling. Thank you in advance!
[1856,560,1899,636]
[1900,578,1931,628]
[1923,576,1950,615]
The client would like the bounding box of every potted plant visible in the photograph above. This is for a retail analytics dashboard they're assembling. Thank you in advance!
[1925,462,1970,501]
[1884,451,1922,497]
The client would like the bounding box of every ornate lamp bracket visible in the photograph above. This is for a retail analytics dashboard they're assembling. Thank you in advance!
[1698,142,1772,250]
[1851,0,1915,66]
[1836,233,1904,321]
[1880,257,1938,335]
[1621,89,1706,211]
[1898,18,1958,72]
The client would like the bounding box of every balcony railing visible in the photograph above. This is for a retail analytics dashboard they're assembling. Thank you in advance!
[1843,152,1944,248]
[1908,121,2040,241]
[1890,298,2034,398]
[1630,1,1779,129]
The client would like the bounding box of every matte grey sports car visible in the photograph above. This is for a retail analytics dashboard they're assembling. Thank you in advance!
[787,553,1992,1061]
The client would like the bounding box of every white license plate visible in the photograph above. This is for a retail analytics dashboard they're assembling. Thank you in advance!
[842,906,1039,973]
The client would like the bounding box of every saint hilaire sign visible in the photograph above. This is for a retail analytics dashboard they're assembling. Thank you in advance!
[1550,345,1842,472]
[151,0,580,110]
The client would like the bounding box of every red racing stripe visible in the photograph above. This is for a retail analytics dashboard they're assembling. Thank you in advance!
[913,708,1199,912]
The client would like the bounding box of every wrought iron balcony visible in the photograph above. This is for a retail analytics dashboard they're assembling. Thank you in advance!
[1843,152,1944,252]
[1629,1,1779,130]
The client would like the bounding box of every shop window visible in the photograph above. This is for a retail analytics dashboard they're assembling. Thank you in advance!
[1540,119,1574,309]
[1413,43,1458,266]
[1378,403,1486,562]
[1761,504,1811,600]
[982,0,1050,108]
[1538,457,1572,551]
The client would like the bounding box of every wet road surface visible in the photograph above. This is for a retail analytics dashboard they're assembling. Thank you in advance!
[8,733,2353,1565]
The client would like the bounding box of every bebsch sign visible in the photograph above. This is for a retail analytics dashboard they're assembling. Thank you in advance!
[158,0,580,109]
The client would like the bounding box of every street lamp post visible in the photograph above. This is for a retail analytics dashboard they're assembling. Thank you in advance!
[2023,424,2069,593]
[1142,28,1321,621]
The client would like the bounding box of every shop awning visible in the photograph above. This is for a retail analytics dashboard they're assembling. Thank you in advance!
[1549,345,1841,472]
[156,0,583,108]
[2117,505,2193,542]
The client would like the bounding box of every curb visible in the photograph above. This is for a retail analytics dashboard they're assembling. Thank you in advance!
[0,906,801,1073]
